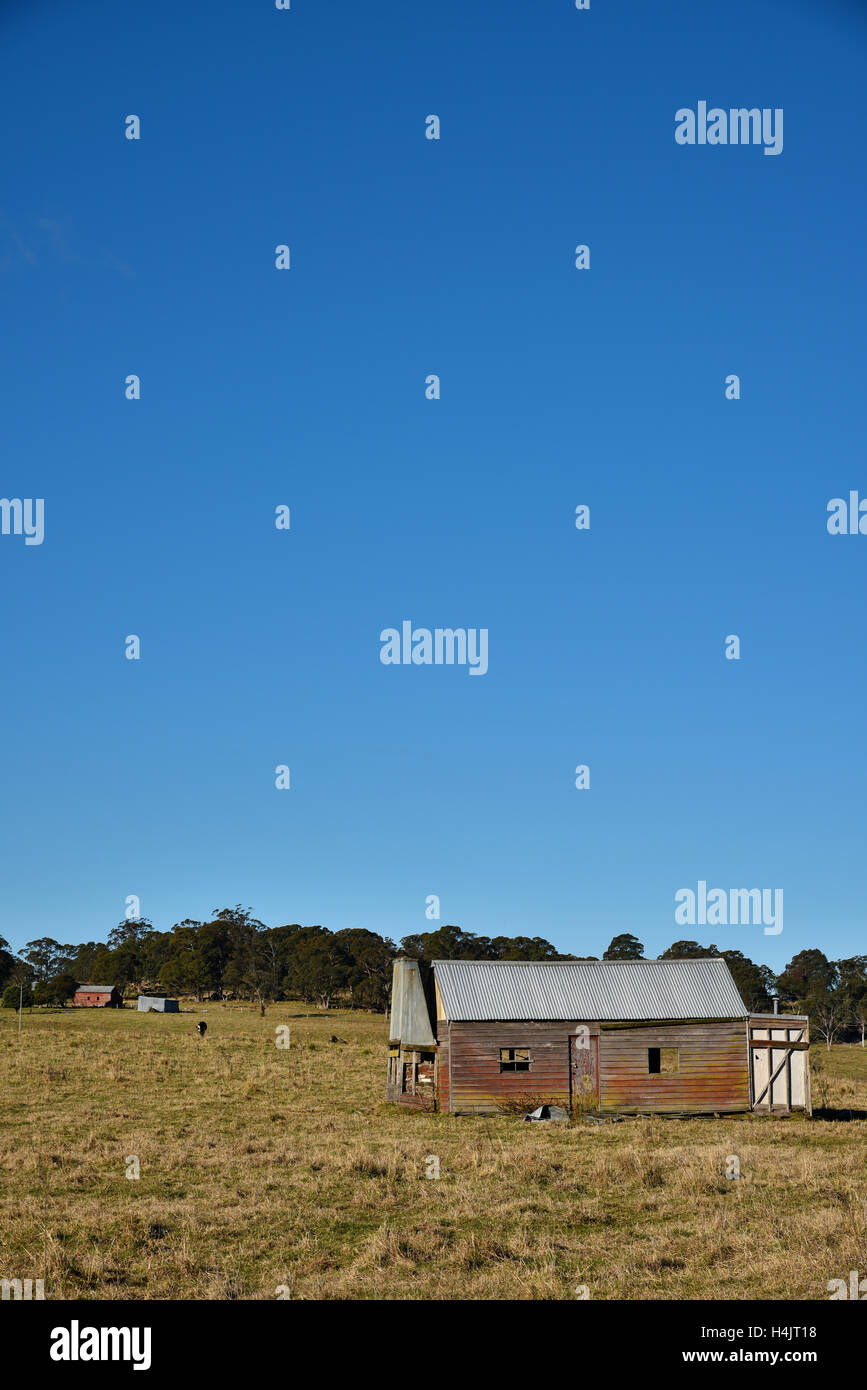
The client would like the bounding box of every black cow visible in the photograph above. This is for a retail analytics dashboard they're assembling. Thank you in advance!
[195,1020,207,1038]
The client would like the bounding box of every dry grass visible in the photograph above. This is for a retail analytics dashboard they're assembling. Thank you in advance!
[2,1004,867,1300]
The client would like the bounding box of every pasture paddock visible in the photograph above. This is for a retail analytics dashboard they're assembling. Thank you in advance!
[1,1004,865,1300]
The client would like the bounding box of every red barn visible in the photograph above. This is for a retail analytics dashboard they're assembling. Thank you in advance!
[73,984,123,1008]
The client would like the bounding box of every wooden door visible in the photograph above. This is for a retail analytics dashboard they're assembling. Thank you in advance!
[570,1030,599,1111]
[749,1024,810,1113]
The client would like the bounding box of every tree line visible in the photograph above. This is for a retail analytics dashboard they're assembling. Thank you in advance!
[0,914,864,1043]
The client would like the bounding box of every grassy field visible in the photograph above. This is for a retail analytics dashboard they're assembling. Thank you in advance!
[2,1003,866,1301]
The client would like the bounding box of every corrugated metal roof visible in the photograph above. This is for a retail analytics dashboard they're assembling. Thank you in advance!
[432,958,748,1021]
[75,984,116,992]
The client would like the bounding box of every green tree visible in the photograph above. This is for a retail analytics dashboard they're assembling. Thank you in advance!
[490,935,565,961]
[2,981,33,1009]
[85,948,124,989]
[334,928,395,1009]
[400,924,497,961]
[108,917,154,951]
[34,972,78,1007]
[138,929,178,991]
[283,932,351,1009]
[196,918,234,997]
[218,906,271,1013]
[776,950,837,1008]
[659,940,718,959]
[0,936,15,990]
[67,941,102,982]
[603,934,644,960]
[105,917,156,990]
[718,950,774,1012]
[835,956,867,1037]
[22,937,71,983]
[159,923,211,1001]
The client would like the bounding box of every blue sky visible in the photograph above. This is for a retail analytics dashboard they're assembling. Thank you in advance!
[1,0,864,971]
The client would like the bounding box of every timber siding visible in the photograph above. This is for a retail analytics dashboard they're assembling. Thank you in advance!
[444,1019,749,1114]
[599,1020,750,1113]
[436,1023,450,1111]
[447,1020,578,1113]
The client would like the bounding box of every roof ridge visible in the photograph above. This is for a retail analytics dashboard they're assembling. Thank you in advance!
[432,957,726,966]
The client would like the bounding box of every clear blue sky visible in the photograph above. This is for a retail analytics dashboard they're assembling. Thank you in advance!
[1,0,865,972]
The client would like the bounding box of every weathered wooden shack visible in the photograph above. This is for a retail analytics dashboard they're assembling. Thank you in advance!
[386,957,811,1117]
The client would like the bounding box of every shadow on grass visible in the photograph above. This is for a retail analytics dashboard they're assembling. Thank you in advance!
[812,1107,867,1122]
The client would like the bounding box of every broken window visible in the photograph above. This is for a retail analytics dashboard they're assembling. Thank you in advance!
[499,1047,531,1072]
[648,1047,679,1075]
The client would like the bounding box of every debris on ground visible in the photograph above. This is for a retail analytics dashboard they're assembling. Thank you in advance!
[523,1104,569,1122]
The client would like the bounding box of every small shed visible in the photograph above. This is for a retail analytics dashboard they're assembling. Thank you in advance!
[74,984,123,1008]
[386,957,812,1117]
[748,1013,811,1113]
[137,995,179,1013]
